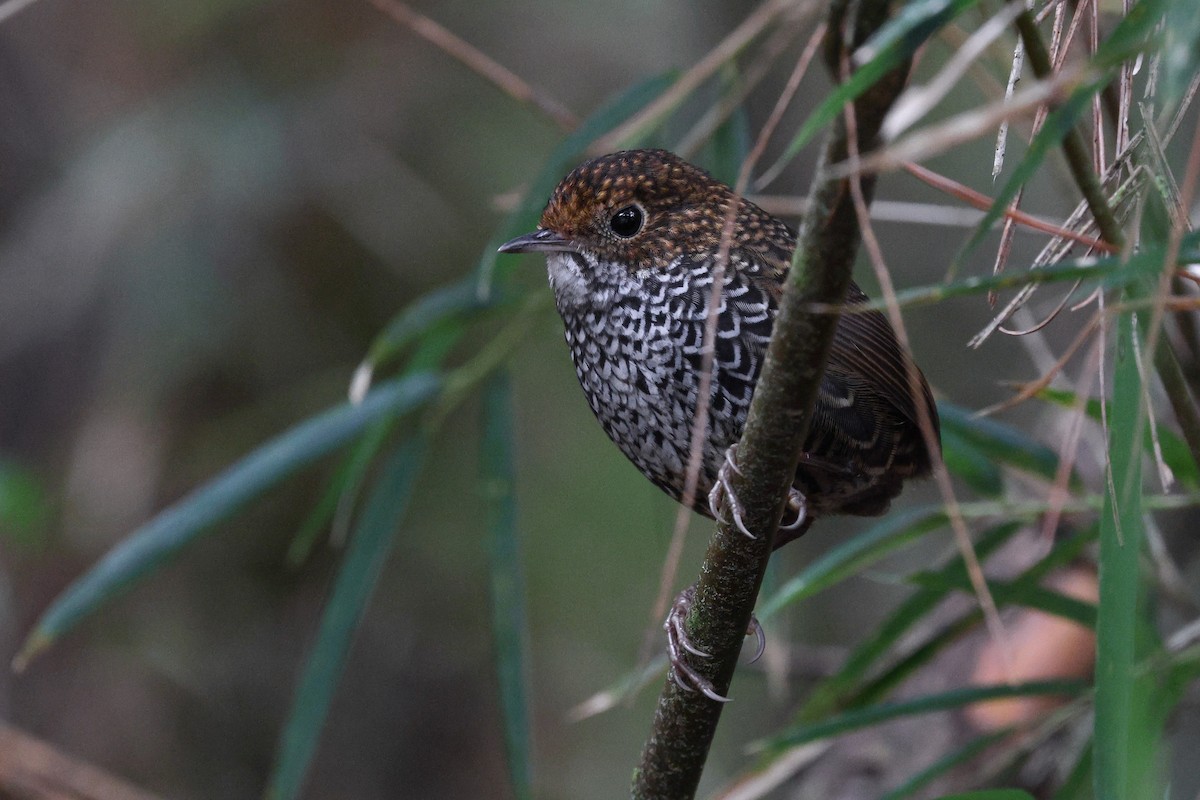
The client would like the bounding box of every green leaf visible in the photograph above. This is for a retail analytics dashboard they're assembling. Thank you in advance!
[758,0,980,184]
[481,373,533,800]
[940,427,1005,496]
[1036,386,1200,489]
[909,573,1096,628]
[800,522,1022,721]
[874,258,1122,312]
[759,505,948,619]
[938,403,1065,484]
[290,329,468,565]
[826,528,1095,716]
[266,436,428,800]
[764,680,1085,752]
[286,419,395,567]
[0,460,51,548]
[14,372,441,669]
[1093,309,1147,800]
[882,729,1013,800]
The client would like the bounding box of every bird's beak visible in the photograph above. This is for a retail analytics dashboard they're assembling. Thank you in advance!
[498,229,577,254]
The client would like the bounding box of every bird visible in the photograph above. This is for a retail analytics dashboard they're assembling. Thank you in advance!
[499,148,939,698]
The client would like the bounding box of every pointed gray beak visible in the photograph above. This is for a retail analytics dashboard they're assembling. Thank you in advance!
[498,229,577,254]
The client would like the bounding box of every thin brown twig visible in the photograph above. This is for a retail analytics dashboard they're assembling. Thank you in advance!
[677,17,809,158]
[366,0,577,130]
[991,0,1068,305]
[904,162,1115,251]
[643,17,829,662]
[970,140,1145,348]
[1015,10,1124,248]
[593,0,803,154]
[844,74,1012,680]
[998,279,1081,335]
[834,60,1094,178]
[1039,332,1103,544]
[975,310,1103,417]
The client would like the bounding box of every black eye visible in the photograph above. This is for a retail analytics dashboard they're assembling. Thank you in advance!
[609,205,644,238]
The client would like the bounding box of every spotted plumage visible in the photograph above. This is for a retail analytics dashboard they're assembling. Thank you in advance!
[501,149,939,547]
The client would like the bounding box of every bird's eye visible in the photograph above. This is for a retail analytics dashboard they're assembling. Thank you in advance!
[609,204,644,238]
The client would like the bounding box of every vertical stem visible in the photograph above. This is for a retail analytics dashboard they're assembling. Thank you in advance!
[631,0,911,795]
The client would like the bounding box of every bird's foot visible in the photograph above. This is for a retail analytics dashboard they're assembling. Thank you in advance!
[708,445,810,542]
[663,585,767,702]
[780,486,808,532]
[707,444,755,539]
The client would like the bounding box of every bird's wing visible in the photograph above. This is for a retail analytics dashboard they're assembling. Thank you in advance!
[738,246,937,439]
[827,283,935,431]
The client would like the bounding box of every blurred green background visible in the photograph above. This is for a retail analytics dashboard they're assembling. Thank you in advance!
[2,1,1195,798]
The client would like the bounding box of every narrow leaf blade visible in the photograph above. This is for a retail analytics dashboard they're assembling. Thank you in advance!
[266,436,428,800]
[15,373,441,668]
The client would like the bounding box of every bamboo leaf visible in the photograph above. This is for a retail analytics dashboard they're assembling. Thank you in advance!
[266,436,428,800]
[938,403,1065,484]
[941,427,1005,496]
[14,373,441,669]
[481,373,533,800]
[759,505,948,619]
[291,329,467,565]
[882,729,1013,800]
[760,0,981,183]
[763,680,1085,752]
[800,523,1022,721]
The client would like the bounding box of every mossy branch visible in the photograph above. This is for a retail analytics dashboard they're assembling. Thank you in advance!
[630,1,911,797]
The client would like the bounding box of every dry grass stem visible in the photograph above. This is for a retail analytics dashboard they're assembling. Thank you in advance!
[644,14,827,656]
[883,1,1023,141]
[843,85,1012,679]
[970,138,1146,348]
[367,0,578,130]
[905,162,1113,250]
[998,280,1081,335]
[592,0,807,154]
[832,62,1092,179]
[0,0,41,24]
[678,19,808,158]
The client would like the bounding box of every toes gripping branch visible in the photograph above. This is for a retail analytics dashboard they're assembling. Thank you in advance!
[707,444,755,539]
[663,586,768,703]
[708,444,809,538]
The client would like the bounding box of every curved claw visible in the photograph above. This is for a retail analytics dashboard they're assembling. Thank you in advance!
[665,607,711,658]
[665,586,731,703]
[780,487,808,532]
[672,660,732,702]
[707,478,725,520]
[709,444,756,539]
[747,615,766,664]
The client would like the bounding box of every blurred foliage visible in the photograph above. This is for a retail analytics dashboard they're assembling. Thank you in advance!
[3,0,1200,799]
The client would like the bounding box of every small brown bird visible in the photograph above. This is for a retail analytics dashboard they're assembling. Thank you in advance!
[500,149,939,696]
